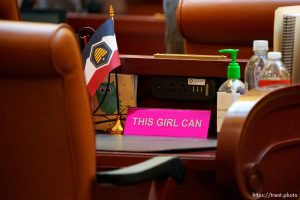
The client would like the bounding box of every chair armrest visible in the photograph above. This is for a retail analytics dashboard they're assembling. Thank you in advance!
[96,156,184,185]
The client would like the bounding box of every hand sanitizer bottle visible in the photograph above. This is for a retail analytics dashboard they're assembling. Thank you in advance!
[244,40,268,92]
[217,49,245,133]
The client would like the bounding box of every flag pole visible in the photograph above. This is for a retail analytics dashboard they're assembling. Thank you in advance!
[110,5,119,115]
[110,5,123,135]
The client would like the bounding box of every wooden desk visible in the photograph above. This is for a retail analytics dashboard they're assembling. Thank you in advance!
[96,150,222,200]
[94,56,248,200]
[66,14,166,55]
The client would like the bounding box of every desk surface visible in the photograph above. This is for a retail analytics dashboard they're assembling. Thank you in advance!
[96,134,217,152]
[96,134,217,172]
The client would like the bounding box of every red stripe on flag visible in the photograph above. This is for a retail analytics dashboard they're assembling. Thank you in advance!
[87,50,121,96]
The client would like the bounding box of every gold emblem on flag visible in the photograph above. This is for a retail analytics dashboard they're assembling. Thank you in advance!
[90,42,112,68]
[94,48,108,63]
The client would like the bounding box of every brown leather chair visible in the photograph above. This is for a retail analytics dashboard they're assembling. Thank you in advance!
[176,0,300,58]
[0,20,96,200]
[0,0,20,20]
[217,85,300,199]
[0,20,183,200]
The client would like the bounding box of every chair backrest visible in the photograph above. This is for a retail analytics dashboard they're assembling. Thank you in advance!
[176,0,300,58]
[216,85,300,199]
[0,20,96,200]
[0,0,20,20]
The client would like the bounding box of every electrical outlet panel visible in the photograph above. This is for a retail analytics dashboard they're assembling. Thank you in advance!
[151,76,216,101]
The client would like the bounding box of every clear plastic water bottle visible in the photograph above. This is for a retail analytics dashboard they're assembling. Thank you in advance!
[217,49,245,133]
[258,52,291,88]
[244,40,268,92]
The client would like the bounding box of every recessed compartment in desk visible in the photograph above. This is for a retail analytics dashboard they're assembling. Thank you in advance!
[151,76,216,101]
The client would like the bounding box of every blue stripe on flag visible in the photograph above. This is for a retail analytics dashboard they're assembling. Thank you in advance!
[82,18,115,66]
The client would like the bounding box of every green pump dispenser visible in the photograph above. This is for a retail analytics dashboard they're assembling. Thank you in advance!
[219,49,240,79]
[217,49,244,133]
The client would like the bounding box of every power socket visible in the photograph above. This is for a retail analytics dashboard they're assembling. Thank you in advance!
[151,76,215,101]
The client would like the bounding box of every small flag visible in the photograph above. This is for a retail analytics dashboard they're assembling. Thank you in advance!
[82,18,121,96]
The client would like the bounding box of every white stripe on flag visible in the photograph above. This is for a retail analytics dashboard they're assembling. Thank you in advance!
[84,35,118,85]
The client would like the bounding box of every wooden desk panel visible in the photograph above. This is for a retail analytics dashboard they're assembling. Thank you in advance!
[126,0,163,15]
[96,150,216,171]
[119,55,247,78]
[66,14,166,55]
[96,150,222,200]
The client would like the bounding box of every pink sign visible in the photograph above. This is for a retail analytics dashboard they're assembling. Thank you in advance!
[124,108,211,138]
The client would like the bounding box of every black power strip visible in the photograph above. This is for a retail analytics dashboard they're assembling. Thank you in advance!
[151,76,216,101]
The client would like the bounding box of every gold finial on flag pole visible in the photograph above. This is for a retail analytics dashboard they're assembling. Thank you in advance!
[109,5,115,18]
